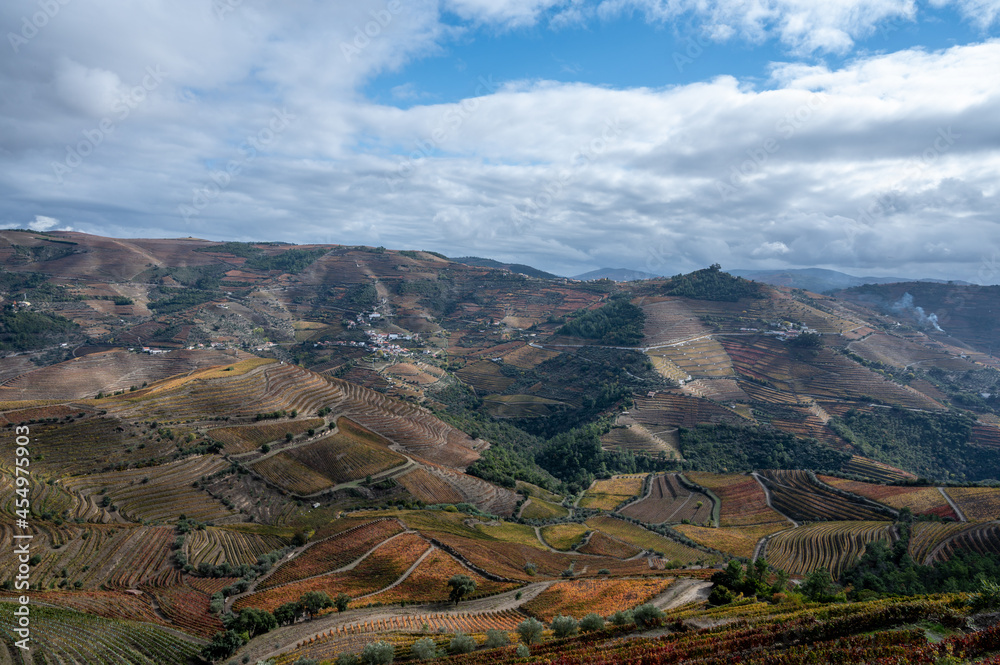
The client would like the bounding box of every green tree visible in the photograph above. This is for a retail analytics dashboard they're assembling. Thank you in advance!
[410,637,438,660]
[447,574,476,605]
[632,604,664,629]
[224,607,277,638]
[274,601,302,626]
[201,630,247,662]
[580,613,604,632]
[484,629,510,648]
[550,615,579,638]
[335,592,351,612]
[802,568,840,603]
[360,641,394,665]
[517,617,545,644]
[300,591,333,619]
[449,633,477,654]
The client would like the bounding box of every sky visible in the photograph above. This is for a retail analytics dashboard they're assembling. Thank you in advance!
[1,1,999,282]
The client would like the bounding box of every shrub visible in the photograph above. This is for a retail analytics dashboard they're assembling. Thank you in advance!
[449,633,477,654]
[633,604,664,629]
[293,660,320,665]
[410,637,438,660]
[580,613,604,632]
[971,578,1000,613]
[337,654,360,665]
[484,629,510,648]
[515,644,530,658]
[517,617,545,645]
[550,615,579,638]
[447,574,476,605]
[524,563,537,576]
[610,610,634,626]
[360,641,394,665]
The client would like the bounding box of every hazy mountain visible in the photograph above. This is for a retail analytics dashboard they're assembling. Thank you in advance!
[573,268,662,282]
[730,268,971,294]
[449,256,561,280]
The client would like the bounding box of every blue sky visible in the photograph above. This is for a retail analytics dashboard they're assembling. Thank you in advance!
[1,0,999,282]
[367,3,983,107]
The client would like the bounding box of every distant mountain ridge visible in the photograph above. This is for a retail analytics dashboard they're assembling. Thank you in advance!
[729,268,971,294]
[572,268,662,282]
[449,256,561,280]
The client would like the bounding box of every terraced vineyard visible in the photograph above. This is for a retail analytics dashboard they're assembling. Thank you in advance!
[251,426,407,494]
[521,578,676,621]
[600,420,680,457]
[685,472,789,528]
[756,470,892,522]
[0,347,244,400]
[631,392,745,429]
[840,455,917,482]
[909,522,977,564]
[277,610,528,665]
[651,337,736,379]
[971,423,1000,448]
[398,467,464,505]
[455,360,516,393]
[208,417,325,453]
[818,476,957,519]
[620,474,713,525]
[943,487,1000,522]
[429,529,651,580]
[61,455,235,523]
[764,521,895,577]
[925,522,1000,564]
[540,523,589,550]
[368,547,518,605]
[577,530,643,559]
[236,532,432,612]
[520,497,570,520]
[0,602,202,663]
[184,525,292,567]
[675,524,788,559]
[584,515,717,565]
[260,519,405,590]
[579,475,645,510]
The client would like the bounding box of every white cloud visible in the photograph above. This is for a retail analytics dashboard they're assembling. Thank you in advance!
[444,0,572,27]
[29,215,60,231]
[753,241,791,257]
[932,0,1000,28]
[0,3,997,282]
[597,0,919,53]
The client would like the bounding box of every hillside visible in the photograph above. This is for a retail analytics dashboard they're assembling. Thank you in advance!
[1,231,1000,663]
